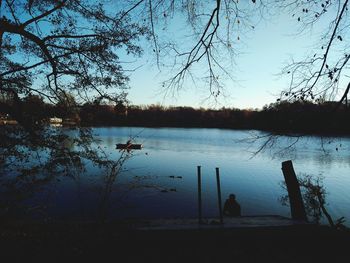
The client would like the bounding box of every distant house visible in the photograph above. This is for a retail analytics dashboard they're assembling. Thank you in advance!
[49,117,63,124]
[0,113,18,125]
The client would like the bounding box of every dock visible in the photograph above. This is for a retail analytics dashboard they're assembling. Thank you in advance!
[134,215,309,231]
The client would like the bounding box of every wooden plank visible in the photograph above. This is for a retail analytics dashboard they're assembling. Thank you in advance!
[136,215,310,230]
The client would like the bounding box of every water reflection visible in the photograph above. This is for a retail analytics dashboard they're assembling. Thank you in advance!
[0,126,140,222]
[1,127,350,225]
[94,127,350,223]
[97,149,132,222]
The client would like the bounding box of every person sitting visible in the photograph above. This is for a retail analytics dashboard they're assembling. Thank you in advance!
[223,194,241,217]
[124,139,132,152]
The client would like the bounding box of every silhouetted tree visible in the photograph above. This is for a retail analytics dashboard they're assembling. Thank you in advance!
[0,0,269,111]
[280,173,347,229]
[275,0,350,107]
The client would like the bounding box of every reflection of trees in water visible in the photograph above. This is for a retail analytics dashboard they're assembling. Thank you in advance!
[0,124,176,222]
[280,173,347,229]
[245,132,350,167]
[95,158,181,222]
[97,149,132,222]
[0,126,133,222]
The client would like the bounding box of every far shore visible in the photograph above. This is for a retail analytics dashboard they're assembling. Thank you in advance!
[2,120,350,138]
[2,100,350,136]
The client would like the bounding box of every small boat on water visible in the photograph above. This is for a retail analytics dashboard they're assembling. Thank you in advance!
[116,143,143,150]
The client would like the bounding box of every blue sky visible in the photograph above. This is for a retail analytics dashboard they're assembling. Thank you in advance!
[126,9,332,109]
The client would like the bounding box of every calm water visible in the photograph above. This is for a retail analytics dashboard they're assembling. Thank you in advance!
[5,127,350,225]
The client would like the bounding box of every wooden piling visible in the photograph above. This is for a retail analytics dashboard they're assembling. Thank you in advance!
[197,166,202,224]
[281,160,308,221]
[216,167,224,224]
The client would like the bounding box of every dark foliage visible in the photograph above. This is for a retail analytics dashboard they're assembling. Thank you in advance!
[74,101,350,135]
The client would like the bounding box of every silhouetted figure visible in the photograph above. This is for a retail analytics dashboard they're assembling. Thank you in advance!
[223,194,241,217]
[125,139,132,152]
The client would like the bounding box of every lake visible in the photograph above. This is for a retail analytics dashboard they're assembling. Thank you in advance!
[3,127,350,225]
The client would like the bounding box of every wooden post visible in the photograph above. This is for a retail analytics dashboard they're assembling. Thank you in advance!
[197,166,202,224]
[281,160,308,221]
[216,167,224,224]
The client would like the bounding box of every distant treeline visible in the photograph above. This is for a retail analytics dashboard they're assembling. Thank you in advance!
[1,95,350,135]
[79,101,350,135]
